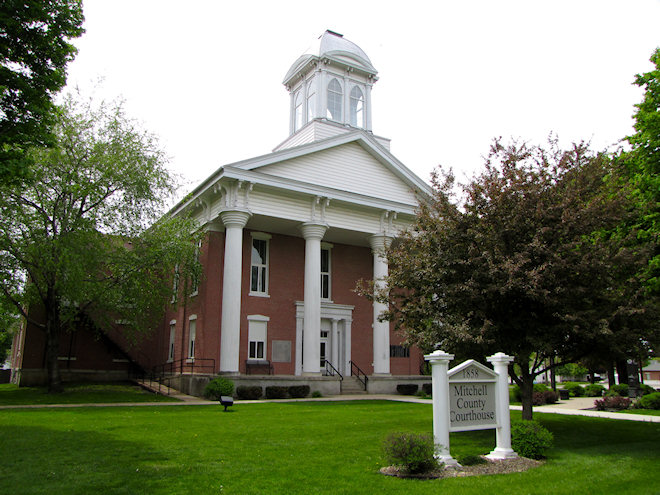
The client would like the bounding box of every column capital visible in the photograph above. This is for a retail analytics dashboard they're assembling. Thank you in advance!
[369,233,393,253]
[487,352,515,366]
[301,222,328,240]
[424,349,455,365]
[219,209,251,229]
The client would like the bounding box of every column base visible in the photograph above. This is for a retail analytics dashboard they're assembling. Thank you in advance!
[302,371,322,377]
[435,454,461,468]
[486,448,518,460]
[218,371,241,377]
[372,373,391,377]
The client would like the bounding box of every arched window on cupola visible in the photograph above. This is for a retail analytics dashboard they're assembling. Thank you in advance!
[306,80,316,122]
[327,78,342,122]
[294,91,303,131]
[350,86,364,128]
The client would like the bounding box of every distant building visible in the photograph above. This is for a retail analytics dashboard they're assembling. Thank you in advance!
[12,31,432,394]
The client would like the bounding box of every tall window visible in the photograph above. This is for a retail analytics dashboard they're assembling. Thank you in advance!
[306,80,315,122]
[250,234,270,295]
[350,86,364,127]
[327,78,342,122]
[190,239,202,296]
[168,321,176,362]
[187,317,196,360]
[294,91,303,131]
[321,246,331,300]
[248,315,268,360]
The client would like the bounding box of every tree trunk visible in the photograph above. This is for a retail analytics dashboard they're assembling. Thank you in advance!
[616,360,629,385]
[549,356,556,391]
[518,362,535,420]
[607,362,616,389]
[44,293,63,393]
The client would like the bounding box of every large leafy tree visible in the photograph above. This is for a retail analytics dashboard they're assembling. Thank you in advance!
[623,47,660,294]
[371,139,656,419]
[0,95,201,392]
[0,0,84,184]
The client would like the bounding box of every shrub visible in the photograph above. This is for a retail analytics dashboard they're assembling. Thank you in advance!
[542,390,558,404]
[311,390,322,398]
[532,392,546,406]
[288,385,310,398]
[236,385,262,400]
[639,384,656,396]
[203,377,235,400]
[637,392,660,410]
[265,386,288,399]
[584,384,605,397]
[457,454,487,466]
[594,395,631,411]
[608,384,629,397]
[382,432,438,474]
[510,385,522,403]
[562,382,585,397]
[511,420,554,459]
[396,384,419,396]
[422,383,432,396]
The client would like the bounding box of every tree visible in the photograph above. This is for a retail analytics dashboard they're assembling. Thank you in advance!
[368,139,655,419]
[622,47,660,294]
[0,297,19,364]
[0,0,84,184]
[0,95,201,392]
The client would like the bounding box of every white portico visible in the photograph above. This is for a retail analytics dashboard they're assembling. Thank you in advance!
[168,31,432,378]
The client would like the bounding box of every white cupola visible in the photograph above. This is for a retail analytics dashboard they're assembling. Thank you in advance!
[282,30,378,136]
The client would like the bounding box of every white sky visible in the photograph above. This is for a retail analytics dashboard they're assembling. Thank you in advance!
[66,0,660,200]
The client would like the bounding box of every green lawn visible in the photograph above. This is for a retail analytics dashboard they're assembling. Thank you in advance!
[1,400,659,495]
[0,383,180,405]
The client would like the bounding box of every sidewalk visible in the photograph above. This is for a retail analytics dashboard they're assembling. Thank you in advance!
[510,396,660,423]
[2,391,659,422]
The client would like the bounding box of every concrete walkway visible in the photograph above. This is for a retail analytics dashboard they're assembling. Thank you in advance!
[1,390,659,422]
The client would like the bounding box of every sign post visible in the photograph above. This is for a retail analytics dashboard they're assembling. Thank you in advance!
[486,352,518,459]
[424,350,458,466]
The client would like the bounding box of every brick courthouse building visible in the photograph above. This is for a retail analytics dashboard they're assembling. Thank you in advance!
[12,32,433,394]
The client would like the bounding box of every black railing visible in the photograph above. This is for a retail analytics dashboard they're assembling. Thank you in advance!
[135,358,216,395]
[322,359,343,379]
[350,360,368,391]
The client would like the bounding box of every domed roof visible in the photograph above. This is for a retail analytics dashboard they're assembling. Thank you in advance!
[283,31,377,86]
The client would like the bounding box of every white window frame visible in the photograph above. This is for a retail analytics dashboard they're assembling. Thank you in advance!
[327,78,343,122]
[321,242,332,301]
[306,79,316,122]
[168,320,176,362]
[187,315,197,361]
[349,85,364,127]
[247,314,269,361]
[294,91,303,131]
[250,232,271,297]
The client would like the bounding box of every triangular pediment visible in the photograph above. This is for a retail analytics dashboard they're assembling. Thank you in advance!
[237,132,430,206]
[448,360,498,382]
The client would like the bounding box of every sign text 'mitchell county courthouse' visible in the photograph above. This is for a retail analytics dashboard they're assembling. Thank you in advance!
[448,361,498,432]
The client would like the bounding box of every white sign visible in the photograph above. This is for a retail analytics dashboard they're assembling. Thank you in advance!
[448,361,498,432]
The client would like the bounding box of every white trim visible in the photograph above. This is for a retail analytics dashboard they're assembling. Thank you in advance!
[249,235,269,296]
[188,314,197,320]
[169,319,176,325]
[247,314,270,322]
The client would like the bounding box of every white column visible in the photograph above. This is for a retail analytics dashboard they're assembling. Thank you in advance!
[369,234,392,375]
[295,314,303,376]
[486,352,518,460]
[344,318,352,376]
[301,222,327,375]
[425,350,459,467]
[331,318,339,370]
[219,209,251,374]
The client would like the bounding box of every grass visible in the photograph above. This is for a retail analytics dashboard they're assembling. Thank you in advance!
[0,382,180,405]
[0,400,659,494]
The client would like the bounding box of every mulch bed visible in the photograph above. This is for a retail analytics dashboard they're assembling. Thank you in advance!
[379,456,543,479]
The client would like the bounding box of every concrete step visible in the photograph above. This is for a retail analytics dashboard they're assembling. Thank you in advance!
[341,377,368,395]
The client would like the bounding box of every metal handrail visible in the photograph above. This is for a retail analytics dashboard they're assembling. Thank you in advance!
[145,357,216,395]
[322,359,343,379]
[349,360,368,391]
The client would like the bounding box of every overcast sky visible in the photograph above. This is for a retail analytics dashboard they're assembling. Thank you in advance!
[65,0,660,200]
